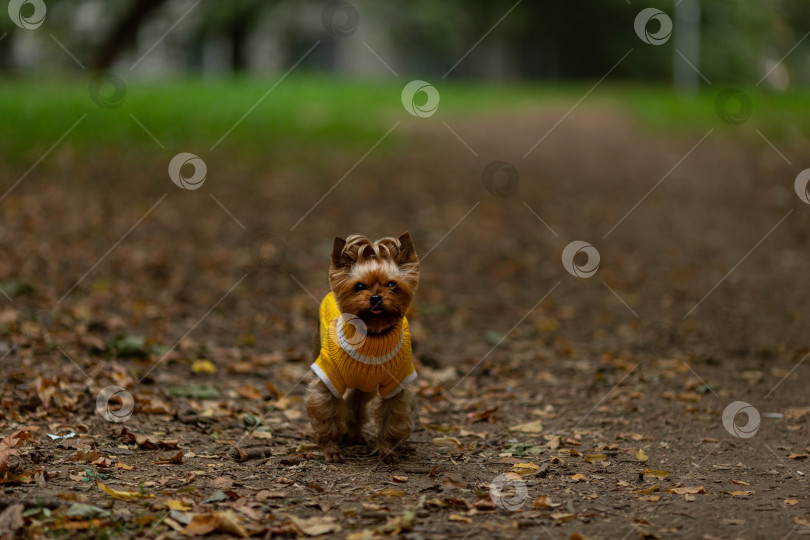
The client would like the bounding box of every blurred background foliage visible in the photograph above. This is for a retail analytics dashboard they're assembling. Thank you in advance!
[0,0,809,160]
[0,0,807,83]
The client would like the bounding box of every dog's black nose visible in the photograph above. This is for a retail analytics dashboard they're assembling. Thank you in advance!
[370,295,383,307]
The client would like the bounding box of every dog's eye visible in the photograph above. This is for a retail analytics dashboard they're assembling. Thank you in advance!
[354,283,367,291]
[386,281,397,288]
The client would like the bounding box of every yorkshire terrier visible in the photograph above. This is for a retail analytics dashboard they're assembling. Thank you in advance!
[305,233,420,463]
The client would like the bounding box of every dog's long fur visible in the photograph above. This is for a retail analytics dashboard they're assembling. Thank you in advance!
[305,232,419,463]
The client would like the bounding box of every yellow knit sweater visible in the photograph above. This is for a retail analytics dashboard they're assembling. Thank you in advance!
[311,293,416,399]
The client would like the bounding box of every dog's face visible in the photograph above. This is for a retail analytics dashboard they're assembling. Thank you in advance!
[329,233,420,334]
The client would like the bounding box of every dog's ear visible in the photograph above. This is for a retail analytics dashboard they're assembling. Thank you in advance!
[331,236,348,268]
[397,232,417,264]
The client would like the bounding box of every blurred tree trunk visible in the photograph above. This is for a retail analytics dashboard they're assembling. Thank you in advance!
[92,0,169,72]
[0,29,15,73]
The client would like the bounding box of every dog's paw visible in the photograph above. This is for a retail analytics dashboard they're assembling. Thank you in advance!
[322,443,344,463]
[378,448,400,464]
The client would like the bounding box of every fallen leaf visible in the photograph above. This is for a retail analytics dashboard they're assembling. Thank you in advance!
[638,483,660,495]
[287,514,341,536]
[784,499,799,506]
[635,449,649,462]
[377,511,414,535]
[97,481,152,501]
[788,453,808,460]
[641,469,670,478]
[237,384,262,400]
[570,473,587,482]
[442,477,466,488]
[373,488,406,498]
[509,419,544,434]
[191,359,217,374]
[512,462,540,476]
[432,437,462,448]
[165,499,193,511]
[154,450,184,464]
[533,495,556,508]
[115,462,135,470]
[668,486,705,495]
[67,450,101,462]
[391,475,408,483]
[550,512,576,522]
[731,479,749,486]
[0,429,33,475]
[181,511,249,537]
[0,504,24,535]
[725,490,754,496]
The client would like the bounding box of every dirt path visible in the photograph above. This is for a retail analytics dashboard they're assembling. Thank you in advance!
[1,104,809,539]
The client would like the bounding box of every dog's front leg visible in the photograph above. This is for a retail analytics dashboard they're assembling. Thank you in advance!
[305,378,348,462]
[374,387,414,463]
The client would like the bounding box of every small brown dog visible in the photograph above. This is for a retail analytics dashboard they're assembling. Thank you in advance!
[305,233,420,463]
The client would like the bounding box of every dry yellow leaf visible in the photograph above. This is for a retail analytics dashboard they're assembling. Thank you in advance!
[725,490,754,496]
[784,499,799,506]
[570,473,587,482]
[448,513,472,523]
[97,481,152,501]
[641,468,670,478]
[391,475,408,483]
[635,449,649,462]
[512,462,540,476]
[191,359,216,374]
[165,499,192,511]
[638,482,660,495]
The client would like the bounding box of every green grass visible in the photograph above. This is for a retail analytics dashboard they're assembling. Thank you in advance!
[0,75,807,165]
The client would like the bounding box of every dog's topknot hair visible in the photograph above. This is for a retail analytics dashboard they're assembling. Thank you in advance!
[342,235,402,263]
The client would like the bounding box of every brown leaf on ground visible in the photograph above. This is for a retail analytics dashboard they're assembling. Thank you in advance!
[286,514,341,536]
[181,511,249,537]
[0,428,34,476]
[669,486,706,495]
[0,503,24,535]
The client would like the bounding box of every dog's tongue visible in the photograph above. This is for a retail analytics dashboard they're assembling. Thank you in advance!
[371,309,382,315]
